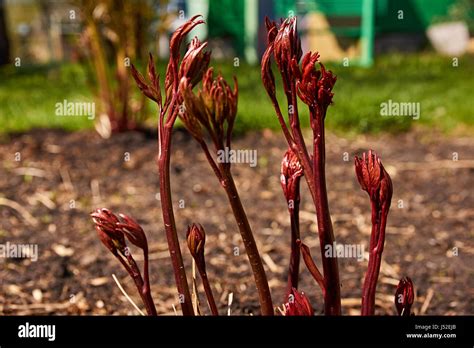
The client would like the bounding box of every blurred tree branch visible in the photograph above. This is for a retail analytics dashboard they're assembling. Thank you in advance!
[0,0,10,65]
[77,0,161,135]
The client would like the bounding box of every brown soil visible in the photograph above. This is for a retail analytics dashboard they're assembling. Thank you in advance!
[0,128,472,315]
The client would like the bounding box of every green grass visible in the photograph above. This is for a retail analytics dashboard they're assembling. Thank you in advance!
[1,53,473,134]
[0,63,93,132]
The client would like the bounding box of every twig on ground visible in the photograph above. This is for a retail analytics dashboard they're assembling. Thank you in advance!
[112,274,145,316]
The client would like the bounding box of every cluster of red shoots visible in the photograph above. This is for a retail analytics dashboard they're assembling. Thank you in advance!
[91,15,415,316]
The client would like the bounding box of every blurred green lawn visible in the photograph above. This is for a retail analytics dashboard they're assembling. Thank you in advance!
[1,53,473,135]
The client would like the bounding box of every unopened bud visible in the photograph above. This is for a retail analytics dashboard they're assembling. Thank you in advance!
[117,213,148,251]
[395,277,414,316]
[284,287,314,316]
[186,223,206,264]
[280,148,303,203]
[91,208,125,255]
[273,17,302,93]
[354,150,393,211]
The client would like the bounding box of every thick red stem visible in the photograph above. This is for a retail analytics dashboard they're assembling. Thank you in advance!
[361,204,388,315]
[159,132,194,316]
[196,263,219,315]
[286,193,301,295]
[142,246,157,316]
[221,171,274,315]
[312,112,341,315]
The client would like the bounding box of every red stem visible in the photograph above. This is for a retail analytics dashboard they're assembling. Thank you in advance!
[196,138,274,315]
[116,253,156,315]
[221,170,274,315]
[311,111,341,316]
[142,246,157,316]
[361,205,388,315]
[286,192,301,294]
[158,131,194,316]
[288,87,313,183]
[267,84,341,315]
[196,263,219,315]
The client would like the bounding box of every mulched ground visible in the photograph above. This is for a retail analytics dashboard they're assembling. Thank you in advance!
[0,128,473,315]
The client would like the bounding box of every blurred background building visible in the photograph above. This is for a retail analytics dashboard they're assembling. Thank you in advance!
[1,0,473,67]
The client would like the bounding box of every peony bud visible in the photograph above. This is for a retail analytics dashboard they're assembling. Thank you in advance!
[116,213,148,251]
[395,277,414,316]
[179,36,211,88]
[296,52,320,107]
[131,54,161,105]
[316,63,336,114]
[186,223,206,264]
[296,52,336,116]
[179,68,238,146]
[165,15,205,100]
[280,148,303,203]
[91,208,126,255]
[169,15,204,64]
[284,287,314,316]
[274,17,302,69]
[273,17,302,94]
[354,150,393,211]
[261,17,278,100]
[200,68,238,125]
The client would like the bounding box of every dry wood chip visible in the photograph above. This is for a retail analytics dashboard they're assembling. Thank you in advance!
[51,244,75,257]
[89,277,109,287]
